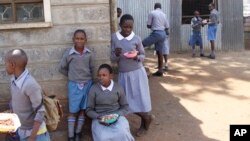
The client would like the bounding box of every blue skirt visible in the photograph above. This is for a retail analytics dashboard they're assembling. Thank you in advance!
[118,67,152,113]
[67,80,92,113]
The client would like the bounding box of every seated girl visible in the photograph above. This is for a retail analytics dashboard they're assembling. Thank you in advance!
[86,64,134,141]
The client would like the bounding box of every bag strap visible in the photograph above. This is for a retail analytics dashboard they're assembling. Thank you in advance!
[34,90,46,113]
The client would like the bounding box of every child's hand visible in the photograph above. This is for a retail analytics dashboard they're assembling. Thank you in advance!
[28,136,36,141]
[115,48,122,57]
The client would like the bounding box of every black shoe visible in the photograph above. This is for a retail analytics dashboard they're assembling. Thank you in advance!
[200,53,205,57]
[152,71,163,77]
[75,133,82,141]
[207,54,215,59]
[163,66,168,72]
[68,137,75,141]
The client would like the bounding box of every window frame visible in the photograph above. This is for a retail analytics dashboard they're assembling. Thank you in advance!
[0,0,52,30]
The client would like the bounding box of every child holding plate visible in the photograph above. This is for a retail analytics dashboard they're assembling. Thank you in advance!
[111,14,154,137]
[86,64,134,141]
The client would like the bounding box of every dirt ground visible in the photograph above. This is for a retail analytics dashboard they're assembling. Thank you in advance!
[138,50,250,141]
[1,50,250,141]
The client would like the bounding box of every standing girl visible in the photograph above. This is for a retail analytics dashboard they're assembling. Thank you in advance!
[111,14,154,137]
[59,29,94,141]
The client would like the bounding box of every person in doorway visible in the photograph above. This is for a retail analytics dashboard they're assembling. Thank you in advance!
[207,3,219,59]
[117,7,122,18]
[189,10,205,57]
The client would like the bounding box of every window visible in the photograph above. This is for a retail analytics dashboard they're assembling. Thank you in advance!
[0,0,52,29]
[182,0,218,24]
[244,0,250,17]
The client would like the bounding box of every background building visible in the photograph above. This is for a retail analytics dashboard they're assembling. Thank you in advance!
[118,0,244,51]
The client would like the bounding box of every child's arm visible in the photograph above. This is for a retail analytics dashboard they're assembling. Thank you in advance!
[136,37,145,62]
[26,85,45,140]
[111,35,120,62]
[147,13,153,29]
[28,121,42,141]
[86,87,100,119]
[59,50,69,76]
[116,86,129,116]
[89,52,95,77]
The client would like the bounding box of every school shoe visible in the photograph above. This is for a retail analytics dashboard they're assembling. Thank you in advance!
[155,66,168,71]
[144,114,155,130]
[135,128,147,137]
[152,71,163,77]
[163,66,168,72]
[68,137,74,141]
[200,53,205,57]
[207,54,216,59]
[75,133,82,141]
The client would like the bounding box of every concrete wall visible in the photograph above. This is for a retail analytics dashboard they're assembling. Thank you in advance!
[0,0,111,110]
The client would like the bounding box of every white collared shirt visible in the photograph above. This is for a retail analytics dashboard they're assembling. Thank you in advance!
[101,80,114,91]
[116,31,135,41]
[12,69,29,89]
[69,47,91,55]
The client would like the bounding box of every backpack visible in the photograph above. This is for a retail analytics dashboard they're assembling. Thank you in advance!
[37,92,63,132]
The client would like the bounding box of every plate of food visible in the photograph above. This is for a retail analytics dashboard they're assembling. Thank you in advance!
[0,113,21,133]
[124,50,138,59]
[99,114,119,126]
[202,19,208,24]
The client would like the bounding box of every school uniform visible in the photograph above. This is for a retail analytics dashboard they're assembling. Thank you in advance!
[189,16,203,47]
[143,8,168,54]
[208,9,219,41]
[111,32,152,113]
[86,81,134,141]
[10,69,50,141]
[59,47,94,113]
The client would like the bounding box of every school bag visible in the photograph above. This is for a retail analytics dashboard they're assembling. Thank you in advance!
[37,91,63,132]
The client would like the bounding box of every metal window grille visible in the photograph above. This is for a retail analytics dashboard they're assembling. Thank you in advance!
[0,0,44,24]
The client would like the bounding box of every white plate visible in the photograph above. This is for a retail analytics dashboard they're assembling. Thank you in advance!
[0,113,21,133]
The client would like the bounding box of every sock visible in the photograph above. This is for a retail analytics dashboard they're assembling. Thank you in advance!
[192,46,195,54]
[75,116,85,134]
[68,116,76,138]
[211,51,215,56]
[200,47,204,54]
[164,62,167,67]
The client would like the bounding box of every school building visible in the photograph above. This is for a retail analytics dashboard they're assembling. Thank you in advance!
[0,0,114,116]
[244,0,250,49]
[0,0,247,134]
[118,0,245,51]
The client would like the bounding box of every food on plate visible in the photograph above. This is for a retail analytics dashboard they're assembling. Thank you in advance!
[99,114,119,125]
[0,113,20,133]
[123,50,138,58]
[202,19,208,24]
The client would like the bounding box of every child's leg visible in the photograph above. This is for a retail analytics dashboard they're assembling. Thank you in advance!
[192,45,196,57]
[135,112,155,136]
[135,113,146,137]
[75,110,85,134]
[68,113,76,139]
[200,45,204,55]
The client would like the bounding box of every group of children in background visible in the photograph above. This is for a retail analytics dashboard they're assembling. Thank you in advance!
[189,3,219,59]
[4,13,153,141]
